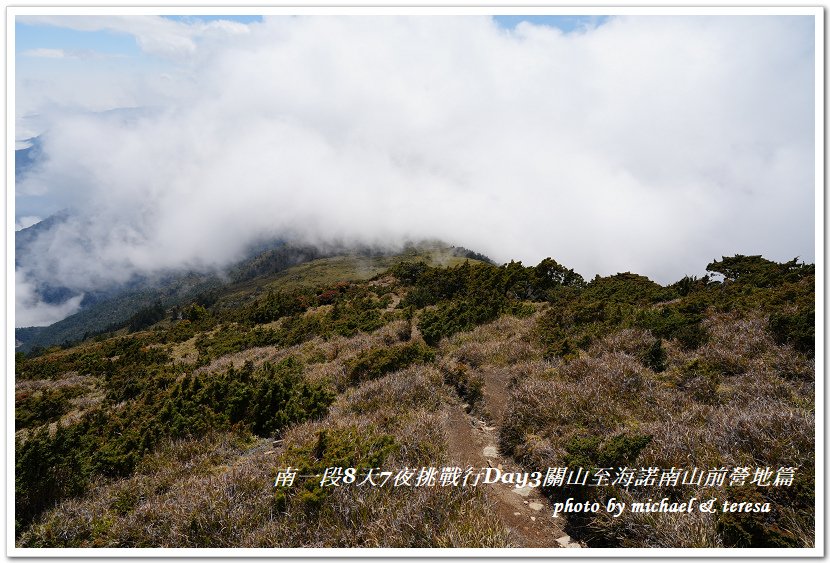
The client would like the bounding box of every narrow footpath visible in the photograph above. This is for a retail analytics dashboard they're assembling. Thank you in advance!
[443,375,583,549]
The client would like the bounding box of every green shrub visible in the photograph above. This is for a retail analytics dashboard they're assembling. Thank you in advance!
[562,433,652,470]
[390,260,429,285]
[327,303,388,337]
[716,487,799,547]
[639,338,667,372]
[420,302,470,346]
[552,432,654,540]
[16,423,93,535]
[15,358,334,534]
[161,358,334,438]
[706,255,812,288]
[635,305,708,350]
[127,301,166,332]
[348,342,435,384]
[769,309,814,358]
[397,258,584,346]
[244,290,313,324]
[164,320,198,343]
[282,426,398,511]
[15,387,81,429]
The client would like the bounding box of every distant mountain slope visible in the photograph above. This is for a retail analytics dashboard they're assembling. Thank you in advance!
[15,137,41,181]
[14,242,319,353]
[15,272,224,353]
[15,212,69,270]
[15,240,490,353]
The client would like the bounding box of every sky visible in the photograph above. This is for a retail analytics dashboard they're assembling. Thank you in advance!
[13,13,817,327]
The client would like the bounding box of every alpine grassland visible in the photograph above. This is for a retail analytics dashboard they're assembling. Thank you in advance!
[15,250,814,548]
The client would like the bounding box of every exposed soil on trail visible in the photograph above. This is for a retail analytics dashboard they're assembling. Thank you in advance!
[443,399,582,549]
[478,367,511,424]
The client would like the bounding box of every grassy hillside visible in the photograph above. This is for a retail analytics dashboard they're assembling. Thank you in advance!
[16,241,488,354]
[216,242,489,309]
[14,252,815,548]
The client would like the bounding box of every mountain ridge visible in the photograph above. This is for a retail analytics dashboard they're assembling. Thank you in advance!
[15,238,492,353]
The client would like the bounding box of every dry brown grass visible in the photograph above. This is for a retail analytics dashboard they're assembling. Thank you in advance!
[498,313,814,548]
[15,372,95,394]
[440,313,544,368]
[15,372,105,443]
[19,432,257,547]
[690,312,812,381]
[20,334,512,548]
[167,336,199,365]
[240,478,511,548]
[193,320,413,389]
[587,328,656,358]
[333,365,446,419]
[21,288,813,549]
[586,497,723,548]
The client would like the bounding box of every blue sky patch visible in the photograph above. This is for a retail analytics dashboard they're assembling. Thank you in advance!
[493,15,609,33]
[16,22,141,57]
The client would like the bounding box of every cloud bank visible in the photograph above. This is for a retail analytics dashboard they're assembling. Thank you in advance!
[15,15,815,326]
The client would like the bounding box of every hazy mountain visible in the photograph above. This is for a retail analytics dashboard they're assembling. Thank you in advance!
[15,212,488,352]
[15,137,41,182]
[14,240,318,353]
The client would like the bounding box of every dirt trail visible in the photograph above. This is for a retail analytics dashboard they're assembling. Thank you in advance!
[443,399,582,548]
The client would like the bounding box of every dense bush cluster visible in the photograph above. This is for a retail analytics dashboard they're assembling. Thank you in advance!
[536,255,814,361]
[393,258,584,345]
[18,366,510,548]
[126,301,166,333]
[15,387,86,431]
[496,255,815,547]
[15,358,333,535]
[705,255,815,357]
[347,342,435,384]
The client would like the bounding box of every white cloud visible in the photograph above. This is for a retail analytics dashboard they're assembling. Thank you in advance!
[17,15,252,59]
[21,47,125,60]
[15,273,84,327]
[15,15,815,326]
[15,15,246,139]
[21,48,66,58]
[15,216,42,231]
